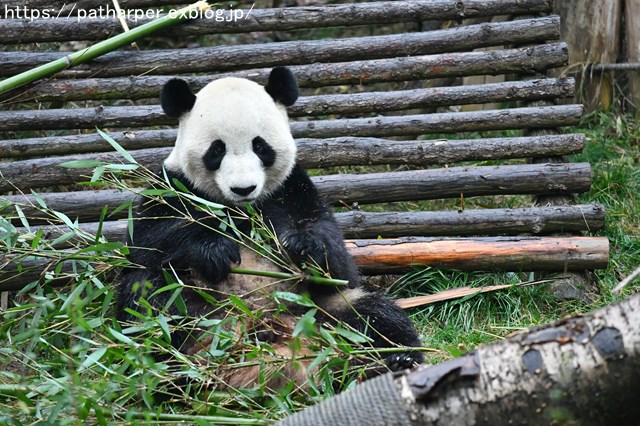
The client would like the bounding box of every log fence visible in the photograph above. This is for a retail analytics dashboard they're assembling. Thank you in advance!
[0,0,608,289]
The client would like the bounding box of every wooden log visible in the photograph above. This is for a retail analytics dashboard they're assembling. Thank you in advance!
[14,204,605,246]
[0,236,609,291]
[0,17,561,77]
[4,44,569,102]
[0,78,576,130]
[0,105,584,156]
[0,0,554,44]
[0,0,186,13]
[0,104,584,150]
[0,163,593,217]
[0,134,586,189]
[347,236,609,274]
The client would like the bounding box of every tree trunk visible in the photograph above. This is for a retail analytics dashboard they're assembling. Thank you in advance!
[276,292,640,426]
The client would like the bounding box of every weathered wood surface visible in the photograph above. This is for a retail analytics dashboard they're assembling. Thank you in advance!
[347,236,609,274]
[0,163,592,214]
[0,236,609,291]
[5,44,569,102]
[0,78,575,127]
[553,0,622,110]
[0,0,554,44]
[14,204,604,246]
[0,135,587,189]
[0,17,561,77]
[0,105,584,147]
[626,0,640,113]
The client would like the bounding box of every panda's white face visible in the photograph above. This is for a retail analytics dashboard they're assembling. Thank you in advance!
[164,77,297,205]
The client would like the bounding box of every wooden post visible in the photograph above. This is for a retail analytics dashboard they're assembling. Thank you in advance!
[553,0,623,110]
[626,0,640,113]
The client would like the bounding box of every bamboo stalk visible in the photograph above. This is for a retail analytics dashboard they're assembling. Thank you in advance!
[2,44,568,102]
[0,236,609,292]
[10,204,605,245]
[0,2,210,95]
[229,267,348,287]
[0,78,576,130]
[0,17,561,77]
[0,163,592,213]
[0,0,554,44]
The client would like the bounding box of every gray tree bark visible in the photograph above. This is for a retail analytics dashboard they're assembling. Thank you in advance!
[277,292,640,426]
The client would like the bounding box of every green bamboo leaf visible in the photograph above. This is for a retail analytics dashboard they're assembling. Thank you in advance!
[79,347,108,370]
[59,159,104,169]
[96,128,138,164]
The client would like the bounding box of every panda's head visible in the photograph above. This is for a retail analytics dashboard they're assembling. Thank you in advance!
[161,67,299,205]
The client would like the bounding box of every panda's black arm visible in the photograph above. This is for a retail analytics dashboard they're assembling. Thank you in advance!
[263,164,359,283]
[127,199,241,285]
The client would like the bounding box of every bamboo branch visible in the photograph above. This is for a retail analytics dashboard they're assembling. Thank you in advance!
[229,267,348,287]
[0,1,210,95]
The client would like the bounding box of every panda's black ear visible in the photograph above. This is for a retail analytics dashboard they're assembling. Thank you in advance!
[161,78,196,118]
[265,67,299,107]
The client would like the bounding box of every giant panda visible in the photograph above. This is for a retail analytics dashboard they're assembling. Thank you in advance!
[117,67,423,389]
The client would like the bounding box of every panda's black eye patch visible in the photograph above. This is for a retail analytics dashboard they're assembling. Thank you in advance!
[252,136,276,167]
[203,139,226,171]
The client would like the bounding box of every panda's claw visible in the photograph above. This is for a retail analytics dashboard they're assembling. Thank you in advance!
[383,352,423,372]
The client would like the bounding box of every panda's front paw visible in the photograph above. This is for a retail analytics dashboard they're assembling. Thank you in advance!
[384,351,423,372]
[283,231,326,270]
[197,238,241,283]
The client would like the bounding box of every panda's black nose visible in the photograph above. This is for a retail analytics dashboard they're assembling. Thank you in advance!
[231,185,257,196]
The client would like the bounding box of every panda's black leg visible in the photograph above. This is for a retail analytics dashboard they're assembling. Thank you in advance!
[335,292,424,371]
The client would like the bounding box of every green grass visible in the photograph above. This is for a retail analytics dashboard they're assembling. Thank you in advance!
[1,111,639,424]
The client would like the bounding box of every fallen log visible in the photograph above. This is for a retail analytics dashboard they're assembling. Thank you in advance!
[0,17,560,77]
[8,204,606,244]
[0,135,586,189]
[275,292,640,426]
[0,163,592,205]
[3,45,568,102]
[0,236,610,291]
[0,0,553,44]
[0,78,576,129]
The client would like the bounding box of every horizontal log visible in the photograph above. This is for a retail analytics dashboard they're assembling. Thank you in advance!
[0,134,587,190]
[5,44,569,102]
[0,78,576,131]
[0,163,593,219]
[0,236,609,291]
[0,17,560,77]
[0,104,585,154]
[0,0,553,43]
[0,0,187,13]
[346,236,610,274]
[13,204,604,246]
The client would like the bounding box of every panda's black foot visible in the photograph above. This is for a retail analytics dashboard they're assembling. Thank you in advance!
[384,352,423,372]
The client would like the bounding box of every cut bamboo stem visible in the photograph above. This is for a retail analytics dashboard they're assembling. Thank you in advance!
[0,1,210,95]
